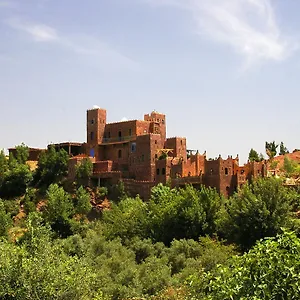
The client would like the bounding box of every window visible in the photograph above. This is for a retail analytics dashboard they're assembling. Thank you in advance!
[129,128,132,136]
[155,140,157,144]
[91,119,95,125]
[181,140,183,145]
[141,154,145,162]
[155,154,158,159]
[162,168,166,175]
[225,168,228,175]
[89,148,95,158]
[90,132,94,141]
[156,168,160,175]
[241,170,245,174]
[162,119,165,124]
[118,149,122,158]
[118,130,122,141]
[108,132,111,138]
[131,142,136,152]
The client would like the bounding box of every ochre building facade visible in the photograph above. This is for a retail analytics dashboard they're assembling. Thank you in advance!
[67,108,267,199]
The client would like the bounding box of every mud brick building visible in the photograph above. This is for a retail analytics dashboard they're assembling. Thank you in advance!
[67,107,267,199]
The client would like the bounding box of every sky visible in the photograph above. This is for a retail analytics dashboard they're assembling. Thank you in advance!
[1,0,300,163]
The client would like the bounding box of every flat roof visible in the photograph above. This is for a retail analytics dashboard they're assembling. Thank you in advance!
[49,142,84,147]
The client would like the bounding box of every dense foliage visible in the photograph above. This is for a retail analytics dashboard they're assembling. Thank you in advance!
[1,143,300,299]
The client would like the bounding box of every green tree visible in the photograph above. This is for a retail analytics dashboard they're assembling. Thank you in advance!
[75,158,93,186]
[14,142,29,164]
[0,213,106,300]
[0,149,8,174]
[265,141,278,160]
[248,148,260,162]
[219,177,299,251]
[283,156,300,177]
[149,184,223,244]
[190,231,300,300]
[0,200,13,238]
[103,196,149,241]
[279,141,289,156]
[74,186,92,215]
[0,163,33,198]
[44,184,74,237]
[35,146,69,187]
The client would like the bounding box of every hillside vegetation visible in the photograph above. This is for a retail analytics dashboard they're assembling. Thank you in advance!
[1,144,300,299]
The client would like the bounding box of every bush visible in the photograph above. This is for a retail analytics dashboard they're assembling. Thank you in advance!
[189,231,300,300]
[219,177,299,251]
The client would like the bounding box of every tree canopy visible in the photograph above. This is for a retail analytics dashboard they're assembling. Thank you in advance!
[35,146,69,187]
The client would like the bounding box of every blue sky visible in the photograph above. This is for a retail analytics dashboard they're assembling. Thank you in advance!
[1,0,300,163]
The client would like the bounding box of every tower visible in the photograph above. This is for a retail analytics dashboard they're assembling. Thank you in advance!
[86,107,106,158]
[144,110,166,141]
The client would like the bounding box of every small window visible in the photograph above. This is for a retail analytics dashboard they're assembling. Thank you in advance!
[155,140,157,144]
[181,140,183,145]
[241,170,245,174]
[129,128,132,136]
[108,132,111,138]
[156,168,160,175]
[155,154,158,159]
[131,142,136,152]
[162,168,166,175]
[91,119,95,125]
[118,149,122,158]
[162,119,165,124]
[90,132,94,141]
[141,154,145,162]
[225,168,228,175]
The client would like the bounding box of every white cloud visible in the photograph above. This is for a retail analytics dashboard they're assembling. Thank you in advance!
[5,18,138,70]
[6,18,58,42]
[144,0,297,67]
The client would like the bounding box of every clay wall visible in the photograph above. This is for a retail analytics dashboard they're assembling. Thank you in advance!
[123,179,155,200]
[155,158,172,184]
[98,143,131,169]
[103,120,137,143]
[181,153,206,177]
[236,165,250,188]
[144,111,166,141]
[136,120,151,136]
[93,161,114,173]
[203,159,221,192]
[128,134,163,181]
[170,159,184,178]
[249,161,267,178]
[218,157,238,196]
[165,137,187,161]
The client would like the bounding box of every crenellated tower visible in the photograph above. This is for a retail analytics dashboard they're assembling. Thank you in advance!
[144,110,166,141]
